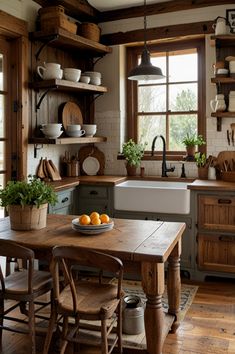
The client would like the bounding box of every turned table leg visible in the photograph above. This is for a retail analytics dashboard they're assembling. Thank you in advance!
[167,241,181,333]
[141,261,165,354]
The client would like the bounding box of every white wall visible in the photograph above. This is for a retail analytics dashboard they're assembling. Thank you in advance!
[1,2,235,178]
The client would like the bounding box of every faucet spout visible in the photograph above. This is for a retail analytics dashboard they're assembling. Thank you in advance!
[151,135,175,177]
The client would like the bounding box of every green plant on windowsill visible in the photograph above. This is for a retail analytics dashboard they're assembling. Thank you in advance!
[122,139,147,168]
[182,134,206,160]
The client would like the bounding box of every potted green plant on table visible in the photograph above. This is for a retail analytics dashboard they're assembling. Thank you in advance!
[182,134,205,160]
[122,139,146,176]
[194,152,208,180]
[0,175,57,230]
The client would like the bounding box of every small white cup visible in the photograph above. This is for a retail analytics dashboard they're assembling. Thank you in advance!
[82,124,97,137]
[229,61,235,73]
[66,129,85,137]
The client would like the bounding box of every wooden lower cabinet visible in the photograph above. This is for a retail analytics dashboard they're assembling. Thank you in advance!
[197,233,235,273]
[197,193,235,276]
[48,187,75,215]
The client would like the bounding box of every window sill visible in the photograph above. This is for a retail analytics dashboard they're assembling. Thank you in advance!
[117,153,193,162]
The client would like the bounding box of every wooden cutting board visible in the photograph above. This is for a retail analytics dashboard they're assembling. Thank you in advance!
[61,101,83,131]
[216,151,235,170]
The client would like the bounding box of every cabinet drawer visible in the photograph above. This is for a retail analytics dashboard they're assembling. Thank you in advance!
[49,188,74,213]
[79,186,108,199]
[197,233,235,273]
[198,195,235,232]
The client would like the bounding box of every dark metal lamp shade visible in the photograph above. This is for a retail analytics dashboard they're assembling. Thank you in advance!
[128,47,165,81]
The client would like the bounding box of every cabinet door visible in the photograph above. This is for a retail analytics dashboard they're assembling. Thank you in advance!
[197,233,235,273]
[198,195,235,232]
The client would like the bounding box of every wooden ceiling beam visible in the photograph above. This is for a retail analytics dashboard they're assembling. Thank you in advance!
[33,0,100,22]
[101,20,214,46]
[98,0,235,23]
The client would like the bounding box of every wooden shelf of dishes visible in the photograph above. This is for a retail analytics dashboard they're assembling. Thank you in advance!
[28,136,107,145]
[31,79,108,94]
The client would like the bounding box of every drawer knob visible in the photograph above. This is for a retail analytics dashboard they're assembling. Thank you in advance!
[61,197,69,203]
[218,199,232,204]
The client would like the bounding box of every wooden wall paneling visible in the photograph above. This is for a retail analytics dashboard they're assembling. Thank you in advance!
[0,10,27,38]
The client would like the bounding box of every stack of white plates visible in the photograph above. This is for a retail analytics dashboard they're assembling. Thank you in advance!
[72,218,114,235]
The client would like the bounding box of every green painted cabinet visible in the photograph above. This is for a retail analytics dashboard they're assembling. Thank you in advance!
[48,187,75,215]
[74,185,114,216]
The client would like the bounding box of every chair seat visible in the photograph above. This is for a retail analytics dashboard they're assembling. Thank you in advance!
[2,270,52,295]
[58,281,119,318]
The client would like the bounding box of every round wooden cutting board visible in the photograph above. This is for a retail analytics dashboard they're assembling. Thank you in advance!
[61,101,83,131]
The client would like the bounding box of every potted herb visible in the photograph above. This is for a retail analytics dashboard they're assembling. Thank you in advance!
[194,152,208,179]
[122,139,146,176]
[182,134,205,159]
[0,175,57,230]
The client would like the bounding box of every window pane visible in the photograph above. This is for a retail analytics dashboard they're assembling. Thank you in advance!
[138,85,166,112]
[0,54,3,91]
[169,83,198,111]
[169,51,197,82]
[169,114,197,150]
[0,95,5,137]
[138,115,166,150]
[0,142,5,170]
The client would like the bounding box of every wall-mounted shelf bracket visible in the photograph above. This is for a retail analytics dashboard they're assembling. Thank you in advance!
[36,87,57,111]
[93,55,105,67]
[34,144,43,158]
[217,117,222,131]
[35,34,59,61]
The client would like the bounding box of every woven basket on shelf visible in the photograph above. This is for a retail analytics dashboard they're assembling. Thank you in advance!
[79,22,101,42]
[221,171,235,182]
[39,5,77,34]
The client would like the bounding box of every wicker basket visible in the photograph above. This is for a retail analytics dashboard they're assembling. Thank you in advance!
[8,204,48,230]
[221,171,235,182]
[39,6,77,34]
[79,22,101,42]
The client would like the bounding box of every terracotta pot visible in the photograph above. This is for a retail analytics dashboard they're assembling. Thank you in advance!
[186,145,196,158]
[8,203,48,230]
[198,167,208,180]
[126,164,137,176]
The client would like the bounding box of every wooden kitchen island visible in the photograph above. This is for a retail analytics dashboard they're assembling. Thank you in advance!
[0,215,185,354]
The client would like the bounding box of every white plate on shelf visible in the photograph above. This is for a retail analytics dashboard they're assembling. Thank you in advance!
[82,156,100,175]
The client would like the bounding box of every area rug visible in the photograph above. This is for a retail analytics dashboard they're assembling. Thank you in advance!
[79,279,198,350]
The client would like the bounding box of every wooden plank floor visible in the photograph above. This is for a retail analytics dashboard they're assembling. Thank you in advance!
[1,278,235,354]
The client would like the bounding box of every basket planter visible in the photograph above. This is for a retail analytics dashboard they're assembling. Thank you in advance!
[8,203,48,231]
[126,164,137,176]
[198,167,208,180]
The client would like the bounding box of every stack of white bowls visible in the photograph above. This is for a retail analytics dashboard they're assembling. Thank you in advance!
[83,71,102,85]
[40,123,63,139]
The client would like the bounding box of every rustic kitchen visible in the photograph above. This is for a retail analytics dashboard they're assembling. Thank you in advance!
[0,0,234,353]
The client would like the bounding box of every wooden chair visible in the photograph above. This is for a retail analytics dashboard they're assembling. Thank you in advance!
[43,246,124,354]
[0,239,53,354]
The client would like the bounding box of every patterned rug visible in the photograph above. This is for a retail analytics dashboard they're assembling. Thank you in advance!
[79,279,198,350]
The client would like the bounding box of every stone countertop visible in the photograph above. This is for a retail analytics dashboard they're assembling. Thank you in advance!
[188,179,235,191]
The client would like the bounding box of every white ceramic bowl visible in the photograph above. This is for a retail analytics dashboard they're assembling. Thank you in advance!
[90,77,101,86]
[41,123,62,134]
[80,75,90,84]
[82,124,97,137]
[67,124,82,131]
[63,68,81,82]
[41,130,63,139]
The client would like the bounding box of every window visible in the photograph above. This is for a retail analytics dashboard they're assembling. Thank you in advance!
[126,38,205,158]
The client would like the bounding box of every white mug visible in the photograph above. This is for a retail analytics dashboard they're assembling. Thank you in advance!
[210,98,226,112]
[67,124,81,131]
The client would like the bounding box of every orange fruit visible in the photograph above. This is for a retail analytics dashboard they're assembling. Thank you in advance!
[79,214,91,225]
[91,217,101,225]
[90,211,100,220]
[100,214,110,224]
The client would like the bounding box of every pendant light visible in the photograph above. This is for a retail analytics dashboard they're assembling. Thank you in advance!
[128,0,165,81]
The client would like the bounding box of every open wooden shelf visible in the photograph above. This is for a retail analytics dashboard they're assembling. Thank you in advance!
[28,136,107,145]
[211,34,235,47]
[211,77,235,84]
[31,79,107,94]
[29,28,112,56]
[211,112,235,118]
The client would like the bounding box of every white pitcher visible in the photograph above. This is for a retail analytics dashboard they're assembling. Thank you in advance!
[212,17,228,35]
[37,62,63,80]
[210,94,226,112]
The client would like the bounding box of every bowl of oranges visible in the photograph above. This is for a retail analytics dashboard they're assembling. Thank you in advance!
[72,212,113,235]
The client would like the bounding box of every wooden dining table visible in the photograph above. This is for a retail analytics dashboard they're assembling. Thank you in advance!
[0,214,185,354]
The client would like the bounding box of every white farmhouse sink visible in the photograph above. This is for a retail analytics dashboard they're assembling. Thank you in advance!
[114,180,190,214]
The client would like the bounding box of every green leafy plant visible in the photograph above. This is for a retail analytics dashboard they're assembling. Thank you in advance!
[122,139,147,167]
[194,152,207,168]
[0,175,57,208]
[182,133,206,147]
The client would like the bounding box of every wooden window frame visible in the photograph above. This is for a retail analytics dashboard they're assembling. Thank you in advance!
[126,37,206,160]
[0,10,28,180]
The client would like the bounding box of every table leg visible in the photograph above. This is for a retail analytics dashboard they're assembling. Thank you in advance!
[141,261,165,354]
[167,241,181,333]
